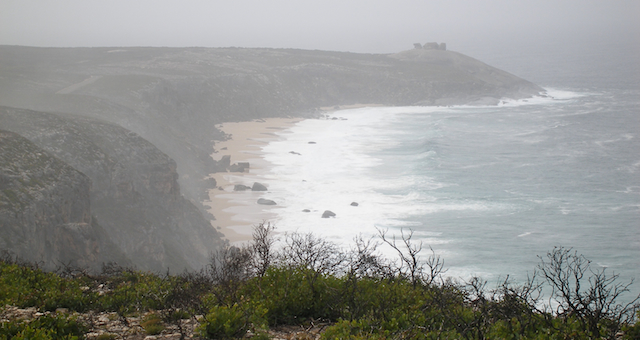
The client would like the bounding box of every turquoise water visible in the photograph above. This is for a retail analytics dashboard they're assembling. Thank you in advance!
[258,39,640,299]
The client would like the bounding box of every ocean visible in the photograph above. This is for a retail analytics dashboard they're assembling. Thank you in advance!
[255,38,640,297]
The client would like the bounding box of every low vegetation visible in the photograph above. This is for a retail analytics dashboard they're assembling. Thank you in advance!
[1,223,638,339]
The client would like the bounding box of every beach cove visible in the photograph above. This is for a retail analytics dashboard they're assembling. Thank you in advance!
[205,117,300,244]
[206,95,640,300]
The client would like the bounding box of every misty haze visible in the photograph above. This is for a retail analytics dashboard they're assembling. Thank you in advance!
[0,1,639,338]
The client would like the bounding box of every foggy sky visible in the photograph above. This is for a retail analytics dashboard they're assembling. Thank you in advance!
[1,0,638,54]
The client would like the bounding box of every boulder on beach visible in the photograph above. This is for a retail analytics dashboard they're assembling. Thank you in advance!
[228,163,245,172]
[252,182,268,191]
[220,155,231,169]
[234,184,251,191]
[321,210,336,218]
[350,202,359,206]
[257,198,277,205]
[302,209,311,212]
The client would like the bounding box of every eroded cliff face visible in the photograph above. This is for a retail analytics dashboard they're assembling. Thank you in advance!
[0,107,225,272]
[0,130,125,269]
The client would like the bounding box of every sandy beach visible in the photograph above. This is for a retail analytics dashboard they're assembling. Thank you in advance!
[205,104,382,245]
[205,117,302,245]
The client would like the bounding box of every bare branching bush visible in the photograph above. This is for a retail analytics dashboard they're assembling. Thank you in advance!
[281,232,347,276]
[162,270,214,339]
[55,261,90,279]
[0,249,42,270]
[490,274,545,336]
[208,245,253,304]
[279,231,348,311]
[348,235,392,279]
[251,222,277,277]
[424,246,447,286]
[378,228,445,287]
[171,270,214,313]
[537,246,640,337]
[340,235,393,321]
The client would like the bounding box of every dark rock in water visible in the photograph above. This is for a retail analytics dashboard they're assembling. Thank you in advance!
[289,151,301,155]
[234,184,251,191]
[257,198,277,205]
[252,182,268,191]
[350,202,359,206]
[322,210,336,218]
[308,141,316,144]
[302,209,311,212]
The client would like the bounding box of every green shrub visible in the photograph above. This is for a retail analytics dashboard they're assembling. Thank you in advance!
[97,270,173,315]
[168,309,191,321]
[0,313,87,340]
[141,312,164,335]
[0,262,93,312]
[251,331,271,340]
[197,304,249,339]
[321,318,383,340]
[95,333,117,340]
[622,311,640,339]
[243,266,342,325]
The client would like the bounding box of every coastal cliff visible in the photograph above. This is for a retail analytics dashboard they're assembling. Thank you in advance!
[0,107,225,272]
[0,46,544,211]
[0,46,543,270]
[0,130,126,270]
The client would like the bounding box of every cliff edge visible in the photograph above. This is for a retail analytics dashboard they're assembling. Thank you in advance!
[0,107,225,272]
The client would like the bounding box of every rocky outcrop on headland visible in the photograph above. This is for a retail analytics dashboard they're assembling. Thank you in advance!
[0,107,225,272]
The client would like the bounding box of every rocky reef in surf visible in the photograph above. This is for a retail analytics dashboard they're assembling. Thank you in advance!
[0,45,543,271]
